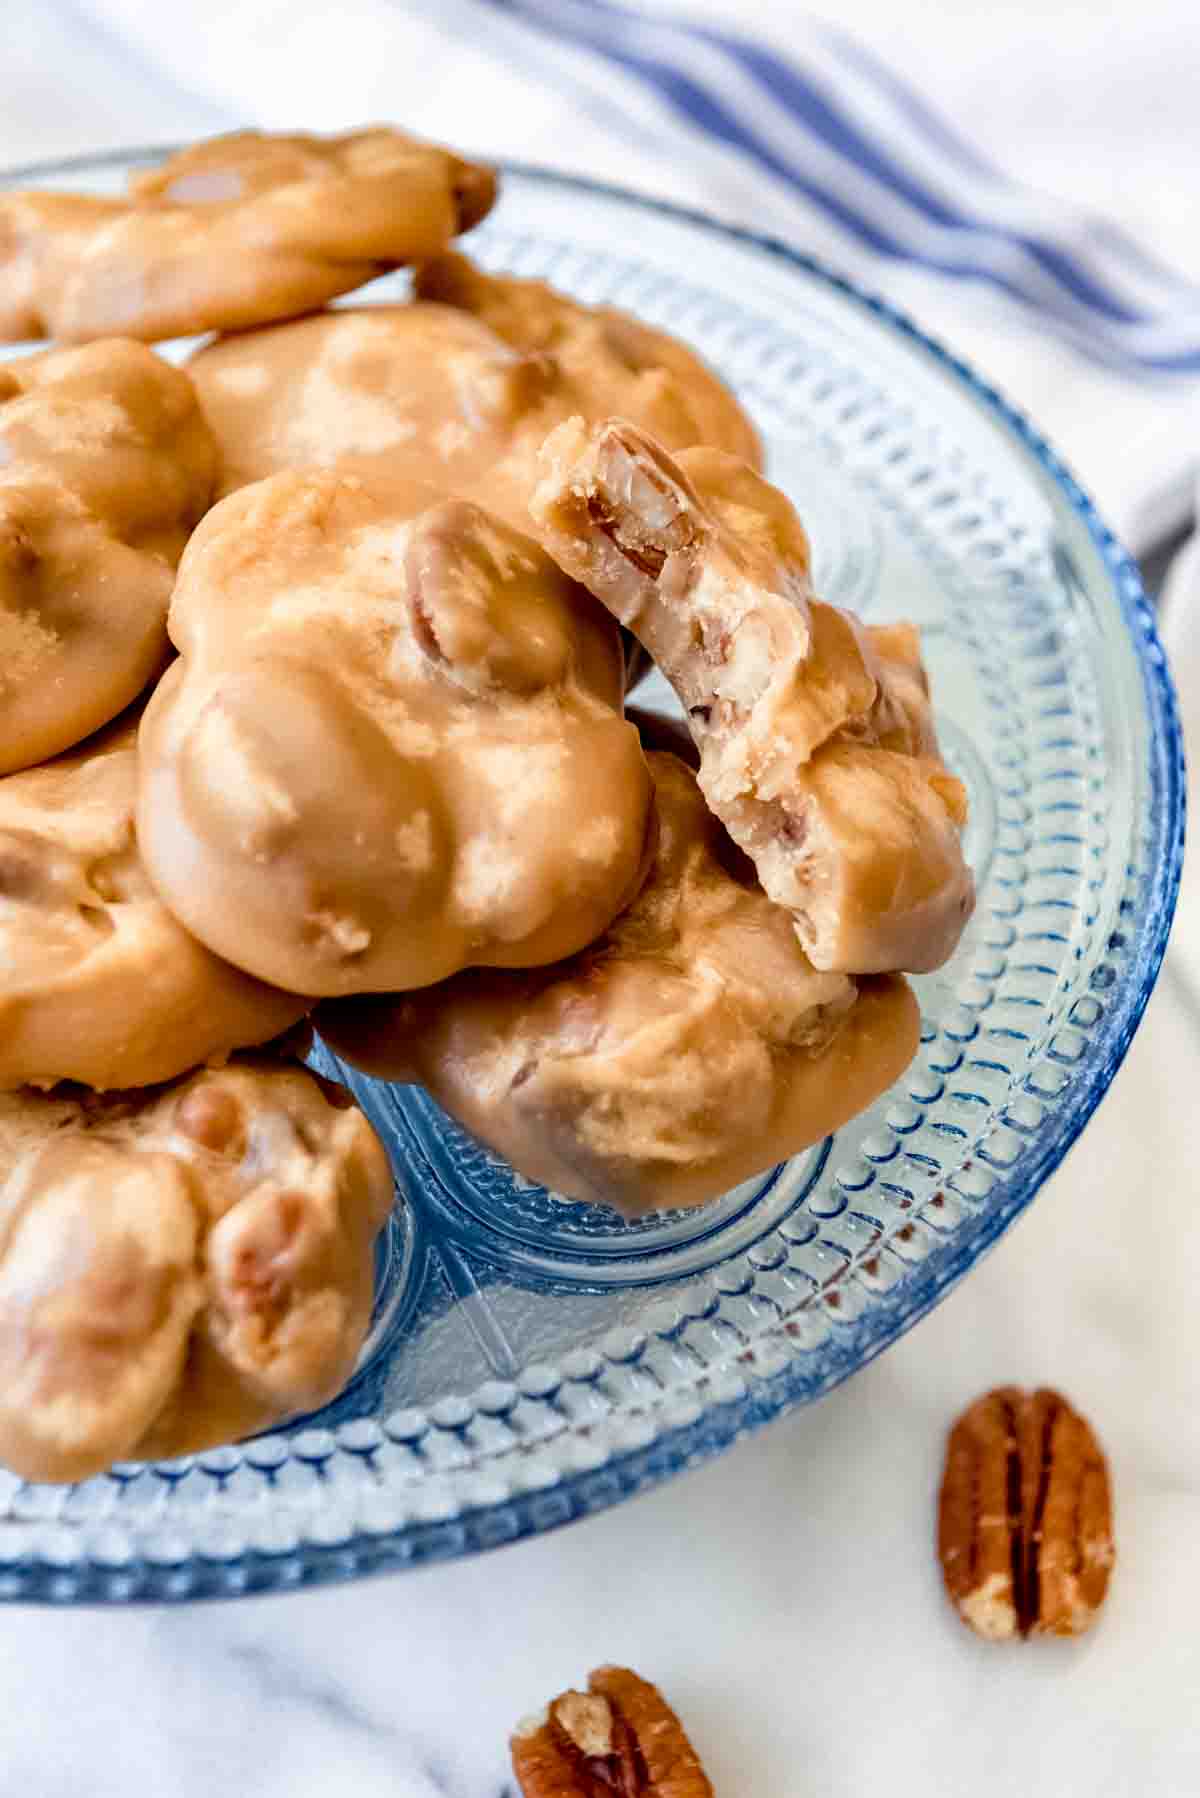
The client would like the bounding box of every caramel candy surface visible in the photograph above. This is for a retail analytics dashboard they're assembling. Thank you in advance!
[190,301,555,517]
[0,715,307,1092]
[0,339,217,775]
[188,258,759,518]
[532,419,975,976]
[0,1057,394,1482]
[138,466,654,997]
[0,127,495,344]
[320,753,919,1215]
[415,251,761,468]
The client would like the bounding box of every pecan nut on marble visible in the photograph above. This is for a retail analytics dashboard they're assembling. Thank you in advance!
[938,1386,1115,1640]
[511,1665,713,1797]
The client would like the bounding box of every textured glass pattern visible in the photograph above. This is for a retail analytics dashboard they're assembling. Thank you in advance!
[0,154,1182,1603]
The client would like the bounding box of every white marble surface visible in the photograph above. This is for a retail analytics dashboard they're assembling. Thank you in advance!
[6,984,1200,1798]
[3,5,1200,1794]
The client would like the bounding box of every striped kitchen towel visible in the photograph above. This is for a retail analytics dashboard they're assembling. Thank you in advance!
[486,0,1200,376]
[66,0,1200,543]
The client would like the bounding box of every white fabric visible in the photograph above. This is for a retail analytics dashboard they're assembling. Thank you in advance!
[2,9,1199,1796]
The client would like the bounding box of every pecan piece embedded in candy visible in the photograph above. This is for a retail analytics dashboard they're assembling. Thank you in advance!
[580,426,700,590]
[510,1664,714,1797]
[174,1083,244,1155]
[586,492,667,579]
[937,1386,1115,1640]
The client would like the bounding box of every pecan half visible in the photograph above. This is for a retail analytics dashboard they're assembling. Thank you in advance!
[938,1386,1115,1640]
[511,1664,713,1797]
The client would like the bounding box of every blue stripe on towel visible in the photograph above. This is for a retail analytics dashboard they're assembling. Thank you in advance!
[483,0,1200,372]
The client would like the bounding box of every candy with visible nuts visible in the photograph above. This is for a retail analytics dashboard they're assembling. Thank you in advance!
[511,1664,714,1797]
[0,1056,394,1482]
[0,339,217,775]
[418,254,760,688]
[0,127,495,344]
[938,1386,1115,1640]
[188,267,759,523]
[137,465,654,997]
[415,250,761,469]
[319,753,920,1214]
[531,417,975,976]
[0,714,308,1092]
[189,302,552,511]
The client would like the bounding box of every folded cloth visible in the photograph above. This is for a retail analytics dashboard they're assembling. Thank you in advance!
[55,0,1200,553]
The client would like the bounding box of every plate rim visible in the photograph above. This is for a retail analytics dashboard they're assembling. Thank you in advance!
[0,149,1184,1603]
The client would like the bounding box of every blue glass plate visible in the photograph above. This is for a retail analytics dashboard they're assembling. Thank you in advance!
[0,152,1182,1603]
